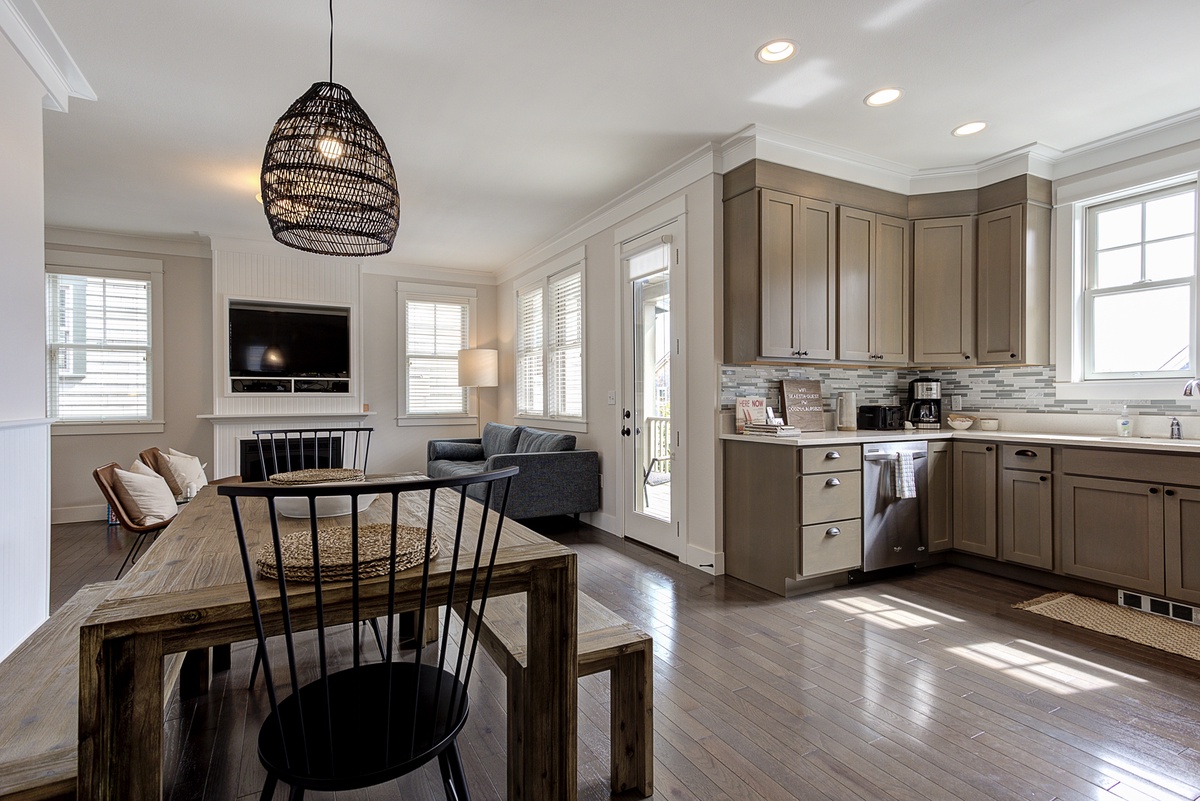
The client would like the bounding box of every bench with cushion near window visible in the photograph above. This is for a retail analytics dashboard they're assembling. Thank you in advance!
[427,422,600,520]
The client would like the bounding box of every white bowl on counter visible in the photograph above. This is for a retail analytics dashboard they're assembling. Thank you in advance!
[978,418,999,431]
[946,418,974,430]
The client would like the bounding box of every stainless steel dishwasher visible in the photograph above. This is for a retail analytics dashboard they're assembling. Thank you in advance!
[859,440,928,572]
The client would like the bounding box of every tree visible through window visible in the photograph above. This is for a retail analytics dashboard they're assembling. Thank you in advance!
[1084,183,1197,380]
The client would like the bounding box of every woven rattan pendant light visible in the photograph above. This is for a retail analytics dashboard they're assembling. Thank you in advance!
[260,1,400,257]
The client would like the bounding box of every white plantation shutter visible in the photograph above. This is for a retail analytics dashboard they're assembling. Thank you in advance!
[46,272,152,421]
[548,268,583,417]
[406,298,468,414]
[516,285,544,416]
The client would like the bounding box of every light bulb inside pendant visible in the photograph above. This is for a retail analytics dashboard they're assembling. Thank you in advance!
[316,132,345,160]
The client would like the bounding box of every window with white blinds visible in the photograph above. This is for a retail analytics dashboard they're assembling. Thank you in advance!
[515,259,585,422]
[404,297,469,415]
[46,271,154,422]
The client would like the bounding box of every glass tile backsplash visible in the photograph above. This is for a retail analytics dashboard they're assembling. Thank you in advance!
[720,365,1197,416]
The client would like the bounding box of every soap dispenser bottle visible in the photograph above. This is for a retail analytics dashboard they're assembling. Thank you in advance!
[1117,406,1132,437]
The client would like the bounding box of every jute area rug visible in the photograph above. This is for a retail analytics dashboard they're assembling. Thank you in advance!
[1014,592,1200,661]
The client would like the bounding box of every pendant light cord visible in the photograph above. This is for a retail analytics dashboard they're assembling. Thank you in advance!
[328,0,334,83]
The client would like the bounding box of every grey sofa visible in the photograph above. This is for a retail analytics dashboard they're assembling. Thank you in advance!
[426,422,600,520]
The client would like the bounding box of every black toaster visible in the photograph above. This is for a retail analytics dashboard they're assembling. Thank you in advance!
[857,405,905,430]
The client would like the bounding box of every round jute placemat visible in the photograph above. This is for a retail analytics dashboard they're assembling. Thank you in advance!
[268,468,365,485]
[256,523,439,582]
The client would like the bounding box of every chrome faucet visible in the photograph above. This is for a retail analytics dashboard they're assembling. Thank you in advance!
[1183,378,1200,396]
[1171,417,1182,440]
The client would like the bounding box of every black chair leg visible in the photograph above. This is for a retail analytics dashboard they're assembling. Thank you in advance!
[367,617,385,658]
[260,773,277,801]
[439,742,471,801]
[249,642,264,690]
[115,530,149,580]
[287,785,304,801]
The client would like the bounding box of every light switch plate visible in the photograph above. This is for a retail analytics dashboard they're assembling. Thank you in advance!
[951,395,962,411]
[607,391,617,405]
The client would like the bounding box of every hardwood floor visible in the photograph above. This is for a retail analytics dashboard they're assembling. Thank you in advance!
[52,518,1200,800]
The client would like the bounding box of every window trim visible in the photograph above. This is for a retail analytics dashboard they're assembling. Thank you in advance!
[45,249,165,436]
[513,247,587,431]
[1054,168,1200,400]
[395,282,478,428]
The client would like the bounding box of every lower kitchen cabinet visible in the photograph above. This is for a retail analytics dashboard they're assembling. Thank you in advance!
[1165,485,1200,605]
[1060,474,1165,595]
[926,441,952,552]
[1000,445,1053,569]
[953,441,997,557]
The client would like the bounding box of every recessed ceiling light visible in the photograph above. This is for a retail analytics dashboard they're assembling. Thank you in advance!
[864,88,903,107]
[756,40,796,64]
[952,121,987,137]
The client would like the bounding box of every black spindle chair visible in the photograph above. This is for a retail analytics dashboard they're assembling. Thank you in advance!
[252,427,373,480]
[219,467,517,801]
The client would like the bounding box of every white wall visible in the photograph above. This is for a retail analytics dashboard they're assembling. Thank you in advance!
[0,36,53,660]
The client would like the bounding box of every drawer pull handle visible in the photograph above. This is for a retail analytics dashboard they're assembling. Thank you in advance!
[825,477,841,487]
[826,527,840,537]
[826,451,841,460]
[1149,487,1159,495]
[1166,489,1176,497]
[1015,449,1037,457]
[1039,475,1048,482]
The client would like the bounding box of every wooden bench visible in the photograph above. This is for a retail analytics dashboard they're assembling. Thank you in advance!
[471,590,653,799]
[0,583,185,801]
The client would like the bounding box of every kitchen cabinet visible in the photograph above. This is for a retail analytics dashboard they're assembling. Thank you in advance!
[999,445,1053,569]
[1060,474,1165,594]
[723,189,836,363]
[976,202,1051,365]
[952,441,997,557]
[1165,486,1200,605]
[913,217,975,365]
[926,441,953,552]
[838,207,909,364]
[723,441,862,595]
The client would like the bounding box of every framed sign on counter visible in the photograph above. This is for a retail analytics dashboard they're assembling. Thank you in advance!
[780,379,824,431]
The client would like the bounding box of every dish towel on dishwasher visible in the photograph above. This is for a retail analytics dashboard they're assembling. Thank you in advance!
[894,451,916,499]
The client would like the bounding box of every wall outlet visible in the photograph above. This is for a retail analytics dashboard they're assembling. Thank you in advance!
[607,390,617,405]
[951,395,962,411]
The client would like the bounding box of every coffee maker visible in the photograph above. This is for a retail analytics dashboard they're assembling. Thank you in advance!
[907,378,942,430]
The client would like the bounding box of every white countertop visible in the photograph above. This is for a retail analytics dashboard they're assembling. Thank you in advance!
[719,428,1200,453]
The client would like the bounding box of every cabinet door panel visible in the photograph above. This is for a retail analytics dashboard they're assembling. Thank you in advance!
[953,442,997,557]
[1001,469,1053,569]
[913,217,975,365]
[977,205,1024,364]
[873,213,910,364]
[1165,486,1200,605]
[926,442,952,552]
[760,190,801,359]
[796,198,836,360]
[837,207,873,361]
[1060,475,1165,594]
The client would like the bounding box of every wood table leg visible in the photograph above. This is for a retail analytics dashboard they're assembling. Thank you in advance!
[78,629,165,800]
[179,648,211,699]
[611,644,653,796]
[524,557,578,801]
[212,643,232,672]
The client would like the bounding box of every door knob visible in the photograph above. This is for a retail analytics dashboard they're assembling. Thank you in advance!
[621,427,631,437]
[623,409,631,419]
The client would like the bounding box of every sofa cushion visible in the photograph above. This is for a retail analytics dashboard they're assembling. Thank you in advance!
[482,423,523,459]
[427,460,487,480]
[515,428,575,453]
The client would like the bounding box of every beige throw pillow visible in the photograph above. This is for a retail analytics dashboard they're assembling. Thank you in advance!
[113,466,177,526]
[165,448,209,491]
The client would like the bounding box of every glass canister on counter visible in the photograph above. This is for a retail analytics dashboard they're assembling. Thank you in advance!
[836,391,857,431]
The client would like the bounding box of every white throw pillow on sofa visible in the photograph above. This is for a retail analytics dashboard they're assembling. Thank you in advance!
[113,466,178,526]
[165,448,209,490]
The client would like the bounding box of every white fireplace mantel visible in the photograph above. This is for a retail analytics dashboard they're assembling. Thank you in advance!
[202,412,374,479]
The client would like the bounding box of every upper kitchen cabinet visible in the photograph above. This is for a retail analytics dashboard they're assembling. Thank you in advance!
[976,176,1052,365]
[724,188,836,363]
[838,207,910,364]
[912,216,975,365]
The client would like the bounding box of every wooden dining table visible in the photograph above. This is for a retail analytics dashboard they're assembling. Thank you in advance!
[76,477,579,800]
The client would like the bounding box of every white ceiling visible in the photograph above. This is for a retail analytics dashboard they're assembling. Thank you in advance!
[36,0,1200,271]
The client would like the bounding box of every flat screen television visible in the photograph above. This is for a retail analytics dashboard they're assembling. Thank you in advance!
[228,302,350,378]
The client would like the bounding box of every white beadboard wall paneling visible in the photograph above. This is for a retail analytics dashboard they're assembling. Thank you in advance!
[0,419,51,661]
[211,248,363,417]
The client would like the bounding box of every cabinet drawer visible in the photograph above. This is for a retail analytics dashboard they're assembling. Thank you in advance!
[801,445,862,474]
[800,519,862,576]
[801,471,861,524]
[1002,444,1051,471]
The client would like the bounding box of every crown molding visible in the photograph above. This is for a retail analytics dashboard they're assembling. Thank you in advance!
[1051,106,1200,180]
[45,226,211,259]
[361,260,497,286]
[0,0,94,112]
[497,142,719,284]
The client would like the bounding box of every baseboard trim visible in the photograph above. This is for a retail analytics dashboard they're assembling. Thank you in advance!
[52,504,107,524]
[583,510,618,535]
